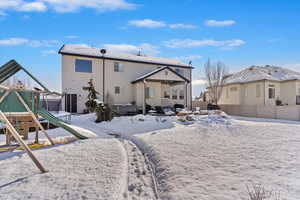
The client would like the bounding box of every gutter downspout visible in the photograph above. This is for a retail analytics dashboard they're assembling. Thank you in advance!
[189,68,192,110]
[143,80,146,115]
[264,80,266,106]
[102,56,105,103]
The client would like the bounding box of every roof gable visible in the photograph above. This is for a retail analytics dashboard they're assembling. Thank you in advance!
[132,66,190,83]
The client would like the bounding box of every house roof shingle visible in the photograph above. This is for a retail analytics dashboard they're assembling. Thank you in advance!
[224,65,300,85]
[59,44,192,68]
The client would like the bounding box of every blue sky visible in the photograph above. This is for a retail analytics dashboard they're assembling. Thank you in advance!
[0,0,300,96]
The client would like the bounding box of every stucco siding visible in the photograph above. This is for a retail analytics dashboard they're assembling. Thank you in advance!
[240,82,265,105]
[280,81,296,105]
[62,55,192,113]
[218,84,241,105]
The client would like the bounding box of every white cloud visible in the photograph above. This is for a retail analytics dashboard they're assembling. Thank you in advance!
[164,38,245,48]
[128,19,166,28]
[18,1,47,12]
[103,43,159,56]
[42,0,136,13]
[169,23,197,29]
[42,49,56,56]
[28,39,60,47]
[0,0,46,12]
[0,0,135,13]
[0,37,28,46]
[0,37,59,47]
[192,79,207,86]
[204,19,236,27]
[176,55,202,61]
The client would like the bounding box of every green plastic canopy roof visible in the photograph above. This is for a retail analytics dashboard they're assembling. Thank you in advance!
[0,60,50,92]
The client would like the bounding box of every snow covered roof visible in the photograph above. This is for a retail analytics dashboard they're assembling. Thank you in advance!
[224,65,300,85]
[59,44,191,68]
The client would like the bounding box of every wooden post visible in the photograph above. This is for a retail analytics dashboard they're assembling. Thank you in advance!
[14,91,54,145]
[0,91,10,104]
[0,111,47,173]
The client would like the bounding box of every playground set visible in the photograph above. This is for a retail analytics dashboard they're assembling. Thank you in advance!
[0,60,95,173]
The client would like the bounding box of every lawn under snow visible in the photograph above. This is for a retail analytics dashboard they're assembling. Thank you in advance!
[0,138,127,200]
[1,112,300,199]
[137,116,300,200]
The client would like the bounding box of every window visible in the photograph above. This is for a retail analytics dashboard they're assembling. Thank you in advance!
[179,90,184,100]
[268,87,275,99]
[244,86,248,97]
[226,88,229,98]
[146,87,155,98]
[164,90,170,99]
[175,68,184,76]
[115,86,120,94]
[114,62,123,72]
[172,89,178,99]
[75,59,92,73]
[256,84,261,98]
[230,87,237,92]
[165,70,168,76]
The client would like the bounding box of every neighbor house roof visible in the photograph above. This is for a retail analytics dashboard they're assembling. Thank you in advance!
[224,65,300,85]
[131,66,190,84]
[59,44,192,68]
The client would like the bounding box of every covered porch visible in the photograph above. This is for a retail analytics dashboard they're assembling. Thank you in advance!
[132,66,190,114]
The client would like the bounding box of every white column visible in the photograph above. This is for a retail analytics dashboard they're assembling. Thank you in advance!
[185,82,188,109]
[143,80,146,115]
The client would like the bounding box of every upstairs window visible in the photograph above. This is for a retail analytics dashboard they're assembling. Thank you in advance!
[269,87,275,99]
[179,90,184,100]
[114,62,123,72]
[75,59,92,73]
[115,86,120,94]
[172,89,178,100]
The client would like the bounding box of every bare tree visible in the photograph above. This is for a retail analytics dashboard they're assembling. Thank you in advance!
[204,59,228,105]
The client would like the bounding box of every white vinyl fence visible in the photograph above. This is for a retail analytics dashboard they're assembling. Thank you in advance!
[220,105,300,121]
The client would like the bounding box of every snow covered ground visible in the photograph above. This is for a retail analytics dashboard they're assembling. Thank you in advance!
[0,138,127,200]
[137,115,300,200]
[1,112,300,199]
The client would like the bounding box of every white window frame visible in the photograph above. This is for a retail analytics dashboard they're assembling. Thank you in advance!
[268,86,275,99]
[114,62,123,72]
[146,87,155,99]
[172,89,178,100]
[179,90,184,100]
[115,86,120,94]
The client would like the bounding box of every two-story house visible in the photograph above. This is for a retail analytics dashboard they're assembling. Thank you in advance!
[59,44,193,113]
